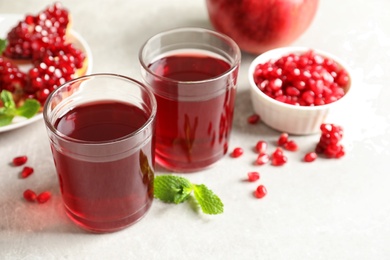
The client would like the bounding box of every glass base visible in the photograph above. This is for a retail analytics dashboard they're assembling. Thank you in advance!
[64,201,152,233]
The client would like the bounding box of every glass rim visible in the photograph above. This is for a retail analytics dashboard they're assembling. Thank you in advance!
[43,73,157,145]
[138,27,241,85]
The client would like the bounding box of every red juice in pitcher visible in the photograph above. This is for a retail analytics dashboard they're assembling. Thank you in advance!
[147,50,238,172]
[52,101,154,232]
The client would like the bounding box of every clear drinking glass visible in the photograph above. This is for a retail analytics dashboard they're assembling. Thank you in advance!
[43,73,157,233]
[139,27,241,172]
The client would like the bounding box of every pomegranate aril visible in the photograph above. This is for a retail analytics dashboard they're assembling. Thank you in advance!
[284,140,299,151]
[271,147,287,166]
[255,140,268,154]
[23,189,37,202]
[303,152,317,162]
[335,148,345,158]
[21,166,34,178]
[247,114,260,124]
[12,156,28,166]
[272,155,288,166]
[247,172,260,182]
[335,69,350,87]
[324,144,342,158]
[272,147,284,157]
[256,153,270,165]
[37,191,51,204]
[231,147,244,158]
[254,185,267,199]
[277,133,289,146]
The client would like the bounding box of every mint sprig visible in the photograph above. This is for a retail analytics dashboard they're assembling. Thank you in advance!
[0,90,41,127]
[154,175,224,215]
[0,38,7,54]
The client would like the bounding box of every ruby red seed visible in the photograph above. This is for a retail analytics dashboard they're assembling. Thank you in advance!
[303,152,317,162]
[247,114,260,124]
[37,191,51,204]
[284,140,299,151]
[277,133,289,146]
[256,153,270,165]
[23,189,37,202]
[272,155,288,166]
[247,172,260,182]
[231,147,244,158]
[272,148,287,166]
[21,166,34,178]
[254,185,267,199]
[12,156,28,166]
[255,140,268,154]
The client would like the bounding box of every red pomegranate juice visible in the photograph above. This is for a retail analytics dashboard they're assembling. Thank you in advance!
[148,50,237,171]
[52,101,154,232]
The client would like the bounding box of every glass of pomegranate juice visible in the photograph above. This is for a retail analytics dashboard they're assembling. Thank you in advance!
[139,28,241,172]
[43,73,157,233]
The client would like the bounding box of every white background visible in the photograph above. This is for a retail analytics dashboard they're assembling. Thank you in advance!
[1,0,389,259]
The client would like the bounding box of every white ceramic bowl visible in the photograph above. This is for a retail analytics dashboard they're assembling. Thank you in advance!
[248,46,352,135]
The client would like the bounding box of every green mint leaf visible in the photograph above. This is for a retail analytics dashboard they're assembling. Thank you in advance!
[0,90,16,126]
[154,174,224,215]
[15,99,41,119]
[154,175,193,204]
[193,184,224,215]
[0,113,14,126]
[0,90,41,126]
[0,38,7,55]
[1,90,16,109]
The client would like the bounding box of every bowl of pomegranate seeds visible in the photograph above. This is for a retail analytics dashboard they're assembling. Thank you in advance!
[248,47,352,135]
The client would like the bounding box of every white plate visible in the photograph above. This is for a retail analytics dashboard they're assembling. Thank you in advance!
[0,14,93,133]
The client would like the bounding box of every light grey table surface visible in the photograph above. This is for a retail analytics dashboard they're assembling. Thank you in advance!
[1,0,389,259]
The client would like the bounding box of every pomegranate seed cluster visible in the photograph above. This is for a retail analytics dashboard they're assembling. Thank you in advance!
[0,3,86,106]
[4,3,69,59]
[234,119,346,199]
[316,123,345,158]
[253,50,350,106]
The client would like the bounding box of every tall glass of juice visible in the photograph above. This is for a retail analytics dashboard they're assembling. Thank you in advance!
[43,73,157,233]
[139,28,241,172]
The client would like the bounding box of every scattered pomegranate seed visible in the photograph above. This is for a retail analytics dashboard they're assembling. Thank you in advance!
[272,147,284,158]
[247,171,260,182]
[255,140,268,154]
[37,191,51,204]
[21,166,34,178]
[284,140,299,151]
[277,133,289,146]
[272,155,288,166]
[247,114,260,124]
[271,148,287,166]
[256,153,270,165]
[253,50,349,106]
[23,189,37,202]
[231,147,244,158]
[303,152,317,162]
[12,156,28,166]
[254,185,267,199]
